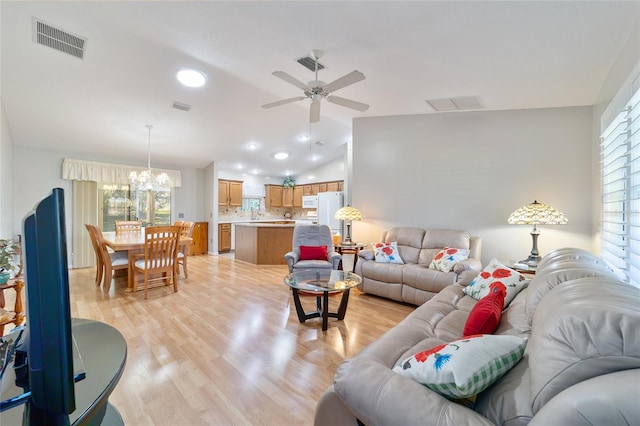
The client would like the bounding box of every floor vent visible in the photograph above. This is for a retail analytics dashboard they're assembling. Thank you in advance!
[426,96,484,112]
[172,101,192,112]
[297,56,325,72]
[32,17,87,60]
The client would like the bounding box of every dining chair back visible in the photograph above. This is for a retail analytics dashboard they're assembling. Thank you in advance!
[86,224,128,291]
[176,221,196,278]
[115,220,142,234]
[132,225,181,299]
[85,224,105,287]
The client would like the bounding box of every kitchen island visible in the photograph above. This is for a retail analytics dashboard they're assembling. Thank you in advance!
[234,222,296,265]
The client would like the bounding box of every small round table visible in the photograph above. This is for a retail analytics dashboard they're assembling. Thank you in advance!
[284,269,362,331]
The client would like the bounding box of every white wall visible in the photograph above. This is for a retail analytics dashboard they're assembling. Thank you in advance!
[295,156,345,185]
[352,106,593,265]
[0,99,14,239]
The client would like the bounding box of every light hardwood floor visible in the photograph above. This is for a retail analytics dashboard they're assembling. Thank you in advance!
[64,254,414,425]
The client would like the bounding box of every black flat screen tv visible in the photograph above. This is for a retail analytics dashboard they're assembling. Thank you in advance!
[21,187,76,424]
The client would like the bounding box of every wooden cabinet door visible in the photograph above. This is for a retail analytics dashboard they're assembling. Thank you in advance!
[311,184,319,195]
[229,181,243,206]
[266,185,283,207]
[338,180,344,191]
[218,181,229,206]
[218,223,231,253]
[318,183,327,193]
[190,222,208,255]
[282,187,294,207]
[293,186,303,207]
[303,185,312,196]
[326,181,339,192]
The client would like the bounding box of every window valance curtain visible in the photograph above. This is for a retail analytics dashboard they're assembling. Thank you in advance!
[62,158,182,187]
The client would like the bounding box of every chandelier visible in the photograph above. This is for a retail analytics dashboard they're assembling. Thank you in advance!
[128,125,170,191]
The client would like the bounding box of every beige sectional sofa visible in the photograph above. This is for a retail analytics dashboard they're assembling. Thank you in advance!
[314,248,640,425]
[355,227,482,305]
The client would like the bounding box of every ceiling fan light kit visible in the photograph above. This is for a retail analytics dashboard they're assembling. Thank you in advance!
[262,49,369,123]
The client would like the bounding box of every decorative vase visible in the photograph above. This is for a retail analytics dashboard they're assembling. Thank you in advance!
[0,271,10,285]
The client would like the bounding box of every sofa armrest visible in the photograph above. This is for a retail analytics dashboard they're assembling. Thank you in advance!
[453,258,482,274]
[358,249,375,261]
[283,251,298,272]
[333,358,494,426]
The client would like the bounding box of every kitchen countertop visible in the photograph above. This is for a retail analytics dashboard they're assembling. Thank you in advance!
[234,222,296,228]
[218,219,305,224]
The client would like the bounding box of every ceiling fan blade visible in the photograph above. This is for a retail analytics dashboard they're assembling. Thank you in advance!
[310,101,321,123]
[261,96,306,109]
[322,70,365,93]
[272,71,310,91]
[326,95,369,112]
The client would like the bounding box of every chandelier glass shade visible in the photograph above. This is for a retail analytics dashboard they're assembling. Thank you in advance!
[129,125,170,191]
[508,200,568,268]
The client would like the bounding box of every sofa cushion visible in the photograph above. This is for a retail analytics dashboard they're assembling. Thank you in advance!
[402,264,459,295]
[463,286,506,336]
[430,247,471,272]
[529,277,640,413]
[463,258,529,307]
[393,334,528,399]
[373,241,404,264]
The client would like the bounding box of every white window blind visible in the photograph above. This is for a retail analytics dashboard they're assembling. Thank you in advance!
[601,87,640,286]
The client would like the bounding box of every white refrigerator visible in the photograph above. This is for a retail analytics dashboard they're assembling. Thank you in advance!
[317,191,344,234]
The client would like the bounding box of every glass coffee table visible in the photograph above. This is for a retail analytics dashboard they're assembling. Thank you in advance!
[284,269,362,331]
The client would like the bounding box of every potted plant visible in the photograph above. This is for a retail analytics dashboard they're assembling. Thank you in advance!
[0,239,20,285]
[283,177,295,188]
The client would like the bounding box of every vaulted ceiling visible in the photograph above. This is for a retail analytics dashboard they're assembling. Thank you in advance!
[2,1,639,178]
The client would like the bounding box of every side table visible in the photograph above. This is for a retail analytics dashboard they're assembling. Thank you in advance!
[335,243,365,272]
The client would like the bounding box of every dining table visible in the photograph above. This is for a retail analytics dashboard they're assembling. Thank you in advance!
[101,230,193,292]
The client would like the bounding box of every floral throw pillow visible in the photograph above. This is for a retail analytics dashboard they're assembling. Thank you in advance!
[373,242,404,264]
[429,247,471,272]
[393,334,528,399]
[463,258,529,307]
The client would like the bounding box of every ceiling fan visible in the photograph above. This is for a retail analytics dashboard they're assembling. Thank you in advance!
[261,50,369,123]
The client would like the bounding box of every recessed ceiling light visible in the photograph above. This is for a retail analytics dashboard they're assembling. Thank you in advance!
[272,151,289,160]
[236,163,243,169]
[248,143,258,150]
[176,68,207,88]
[310,155,319,161]
[298,134,309,142]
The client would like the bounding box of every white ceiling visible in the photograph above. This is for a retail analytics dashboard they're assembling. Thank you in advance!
[2,1,639,178]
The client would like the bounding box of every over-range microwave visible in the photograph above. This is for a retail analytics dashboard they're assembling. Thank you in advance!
[302,195,318,208]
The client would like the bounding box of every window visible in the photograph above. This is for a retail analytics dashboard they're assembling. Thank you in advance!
[98,183,171,231]
[241,197,262,212]
[601,86,640,286]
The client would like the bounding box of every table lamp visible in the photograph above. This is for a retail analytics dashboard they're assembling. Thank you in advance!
[508,200,567,268]
[334,206,362,246]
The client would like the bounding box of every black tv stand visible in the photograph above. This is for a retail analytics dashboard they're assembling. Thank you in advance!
[1,318,127,425]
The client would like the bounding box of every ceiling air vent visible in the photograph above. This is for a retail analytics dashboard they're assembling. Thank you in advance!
[32,17,87,60]
[426,96,484,112]
[297,56,325,72]
[172,101,192,112]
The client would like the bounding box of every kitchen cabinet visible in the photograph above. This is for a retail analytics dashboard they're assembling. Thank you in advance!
[303,185,313,196]
[265,185,283,207]
[283,187,294,207]
[190,221,208,255]
[326,181,340,192]
[218,223,231,253]
[318,183,327,193]
[293,186,303,207]
[219,179,243,206]
[311,184,320,195]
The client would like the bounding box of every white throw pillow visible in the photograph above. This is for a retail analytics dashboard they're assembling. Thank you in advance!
[429,247,471,272]
[393,334,527,399]
[372,241,404,264]
[463,258,529,306]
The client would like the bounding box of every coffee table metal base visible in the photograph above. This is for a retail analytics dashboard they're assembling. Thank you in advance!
[290,288,351,331]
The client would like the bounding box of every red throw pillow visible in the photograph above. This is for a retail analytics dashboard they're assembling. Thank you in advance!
[463,286,506,336]
[299,245,328,261]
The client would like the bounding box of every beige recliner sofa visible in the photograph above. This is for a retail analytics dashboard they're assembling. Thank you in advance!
[355,227,482,305]
[315,248,640,425]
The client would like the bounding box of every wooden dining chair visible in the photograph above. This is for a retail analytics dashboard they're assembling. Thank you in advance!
[176,221,195,278]
[173,220,184,227]
[131,226,181,299]
[115,220,142,234]
[86,224,129,291]
[85,224,105,287]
